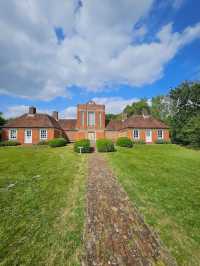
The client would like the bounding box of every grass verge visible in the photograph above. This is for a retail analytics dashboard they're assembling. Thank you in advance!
[0,146,87,266]
[105,144,200,265]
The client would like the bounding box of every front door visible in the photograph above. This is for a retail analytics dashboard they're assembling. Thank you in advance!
[88,132,96,143]
[146,129,152,143]
[24,129,32,144]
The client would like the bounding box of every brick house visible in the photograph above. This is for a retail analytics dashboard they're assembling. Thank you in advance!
[1,101,170,144]
[1,107,63,144]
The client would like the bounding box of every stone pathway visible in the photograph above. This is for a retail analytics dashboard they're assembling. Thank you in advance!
[84,153,177,266]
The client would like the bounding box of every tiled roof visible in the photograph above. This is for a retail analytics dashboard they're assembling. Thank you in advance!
[3,113,62,129]
[58,119,77,130]
[123,115,169,129]
[106,115,169,130]
[106,120,123,130]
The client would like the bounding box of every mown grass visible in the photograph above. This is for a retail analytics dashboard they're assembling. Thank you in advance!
[0,146,87,266]
[106,144,200,266]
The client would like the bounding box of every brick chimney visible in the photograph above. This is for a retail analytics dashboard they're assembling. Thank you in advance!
[52,111,58,121]
[29,106,36,115]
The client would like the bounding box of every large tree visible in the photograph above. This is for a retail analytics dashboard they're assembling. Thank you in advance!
[0,112,6,126]
[151,95,171,123]
[123,99,150,117]
[169,81,200,145]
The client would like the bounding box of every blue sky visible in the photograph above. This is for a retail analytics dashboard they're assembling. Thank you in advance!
[0,0,200,118]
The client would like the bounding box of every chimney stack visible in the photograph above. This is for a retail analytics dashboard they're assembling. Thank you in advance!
[29,106,36,115]
[52,111,58,121]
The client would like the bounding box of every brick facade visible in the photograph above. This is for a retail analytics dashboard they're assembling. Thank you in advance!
[2,128,62,145]
[1,102,170,144]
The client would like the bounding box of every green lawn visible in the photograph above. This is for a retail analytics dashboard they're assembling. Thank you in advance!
[0,146,86,266]
[106,144,200,266]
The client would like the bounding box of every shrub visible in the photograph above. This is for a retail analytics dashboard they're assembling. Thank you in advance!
[96,139,115,152]
[0,140,21,147]
[133,140,146,144]
[38,140,49,145]
[48,138,67,148]
[74,139,91,153]
[116,137,133,148]
[155,139,171,144]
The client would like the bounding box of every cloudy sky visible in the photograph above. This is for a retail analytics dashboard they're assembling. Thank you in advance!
[0,0,200,118]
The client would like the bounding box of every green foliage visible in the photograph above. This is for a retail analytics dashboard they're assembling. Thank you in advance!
[170,81,200,146]
[0,112,6,126]
[74,139,91,153]
[181,115,200,147]
[123,99,150,117]
[38,140,49,145]
[96,139,115,152]
[0,140,21,147]
[155,139,171,144]
[151,95,171,124]
[116,137,133,148]
[105,113,119,123]
[133,140,146,144]
[106,145,200,265]
[48,138,67,147]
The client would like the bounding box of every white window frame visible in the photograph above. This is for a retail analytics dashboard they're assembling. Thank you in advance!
[9,129,17,140]
[157,129,163,140]
[40,129,48,140]
[87,111,95,127]
[133,129,140,140]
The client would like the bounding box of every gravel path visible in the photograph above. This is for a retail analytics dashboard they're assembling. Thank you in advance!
[84,153,177,266]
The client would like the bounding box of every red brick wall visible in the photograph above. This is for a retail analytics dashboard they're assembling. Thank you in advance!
[128,128,170,143]
[2,128,62,144]
[77,102,105,130]
[105,131,119,142]
[64,131,77,142]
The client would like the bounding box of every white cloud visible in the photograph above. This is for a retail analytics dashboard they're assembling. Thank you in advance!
[92,97,139,114]
[0,0,199,100]
[4,105,52,119]
[60,106,77,119]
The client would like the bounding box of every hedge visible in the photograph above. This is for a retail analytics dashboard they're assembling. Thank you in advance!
[96,139,115,152]
[0,140,21,147]
[48,138,67,147]
[155,139,171,144]
[116,137,133,148]
[74,139,91,153]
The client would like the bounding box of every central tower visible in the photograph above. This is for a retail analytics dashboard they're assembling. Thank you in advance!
[76,101,105,142]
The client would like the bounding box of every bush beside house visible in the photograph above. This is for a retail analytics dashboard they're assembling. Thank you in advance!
[74,139,91,153]
[48,138,67,147]
[96,139,115,152]
[116,137,133,148]
[0,140,21,147]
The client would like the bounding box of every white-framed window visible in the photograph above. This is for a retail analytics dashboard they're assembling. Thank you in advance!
[9,129,17,140]
[88,112,95,126]
[81,111,85,126]
[133,129,140,140]
[157,129,163,140]
[99,112,102,128]
[40,129,48,140]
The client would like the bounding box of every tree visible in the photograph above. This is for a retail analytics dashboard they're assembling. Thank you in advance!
[169,81,200,145]
[123,99,150,117]
[181,115,200,147]
[0,112,6,126]
[151,95,171,123]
